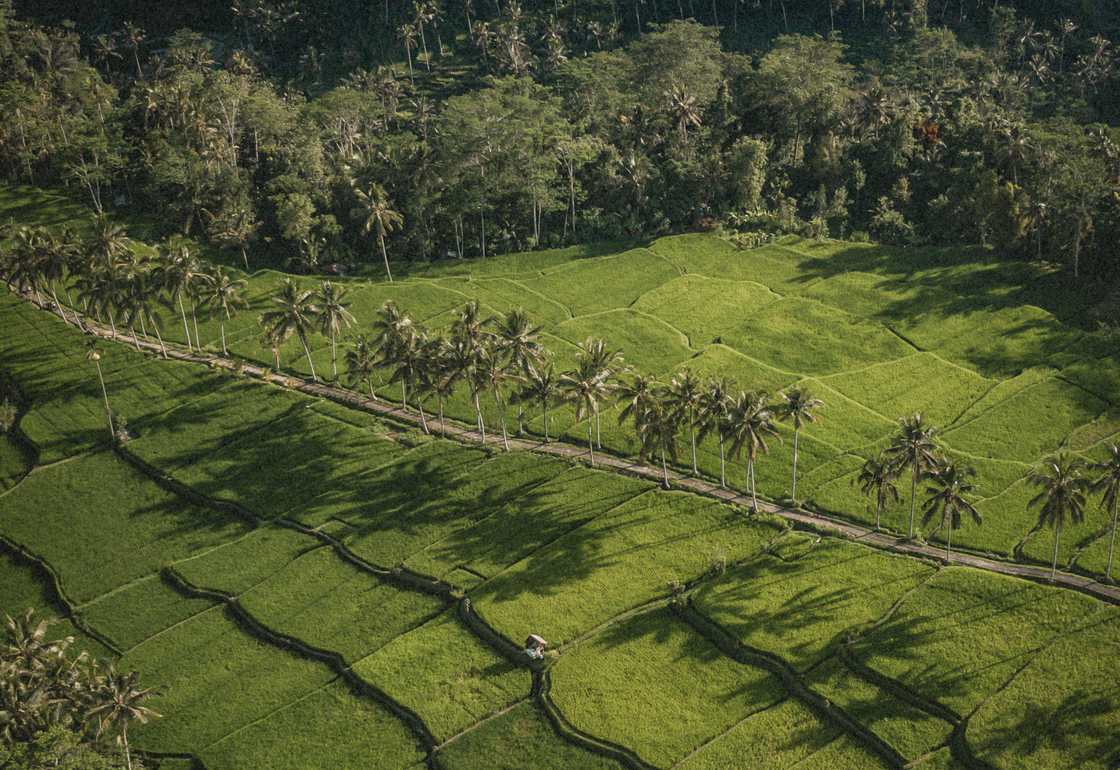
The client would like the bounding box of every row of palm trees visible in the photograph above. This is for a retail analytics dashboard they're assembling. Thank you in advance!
[856,414,1120,581]
[2,610,158,770]
[0,219,251,359]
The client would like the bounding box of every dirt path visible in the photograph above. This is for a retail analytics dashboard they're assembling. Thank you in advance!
[18,292,1120,607]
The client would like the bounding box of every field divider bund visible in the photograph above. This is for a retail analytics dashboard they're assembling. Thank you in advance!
[0,535,123,656]
[673,599,908,769]
[160,566,441,768]
[534,668,660,770]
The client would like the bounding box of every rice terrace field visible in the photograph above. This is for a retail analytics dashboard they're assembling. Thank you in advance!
[3,185,1120,769]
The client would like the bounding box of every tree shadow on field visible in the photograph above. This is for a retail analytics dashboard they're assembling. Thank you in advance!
[780,242,1100,377]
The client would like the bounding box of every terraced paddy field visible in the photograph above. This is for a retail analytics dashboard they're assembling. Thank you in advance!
[2,186,1120,767]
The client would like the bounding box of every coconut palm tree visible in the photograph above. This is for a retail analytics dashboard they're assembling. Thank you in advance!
[352,183,403,282]
[636,394,680,489]
[385,328,429,431]
[884,413,942,539]
[1091,444,1120,582]
[316,281,356,379]
[345,334,380,400]
[85,341,114,438]
[856,453,900,532]
[450,301,492,441]
[197,267,247,355]
[478,342,517,450]
[516,359,559,442]
[1028,453,1091,581]
[577,337,624,449]
[777,388,824,503]
[38,228,77,325]
[89,667,160,770]
[922,462,981,561]
[153,242,204,350]
[617,372,661,438]
[560,355,613,467]
[668,369,703,476]
[494,308,543,434]
[418,336,455,434]
[120,269,168,358]
[726,390,779,512]
[259,280,321,381]
[696,377,733,488]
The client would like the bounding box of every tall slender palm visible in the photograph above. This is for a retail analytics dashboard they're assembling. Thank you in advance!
[38,228,76,325]
[450,301,491,441]
[120,270,168,358]
[636,394,680,489]
[479,341,516,450]
[352,183,403,282]
[726,390,779,512]
[494,308,543,434]
[316,281,356,379]
[386,328,429,431]
[560,356,613,467]
[153,242,204,351]
[1091,444,1120,581]
[346,334,380,400]
[696,377,732,488]
[577,337,623,449]
[617,372,661,436]
[75,260,126,339]
[85,342,114,438]
[418,336,455,434]
[1028,454,1091,581]
[922,462,981,561]
[259,280,321,381]
[89,667,160,770]
[517,359,559,442]
[777,388,824,503]
[668,369,703,476]
[371,301,421,407]
[197,267,247,355]
[856,453,900,532]
[884,413,942,539]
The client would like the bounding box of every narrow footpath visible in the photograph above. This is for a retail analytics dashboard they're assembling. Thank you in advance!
[16,291,1120,606]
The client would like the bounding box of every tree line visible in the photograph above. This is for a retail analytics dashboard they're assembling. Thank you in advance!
[7,221,1116,583]
[2,3,1120,289]
[0,610,158,770]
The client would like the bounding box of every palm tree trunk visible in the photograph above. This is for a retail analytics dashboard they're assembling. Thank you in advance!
[191,304,201,350]
[401,381,408,408]
[494,391,509,451]
[94,360,114,438]
[908,465,918,538]
[596,411,602,449]
[368,379,376,400]
[750,457,758,511]
[473,391,486,444]
[177,293,192,350]
[690,419,697,476]
[152,320,167,359]
[330,330,338,379]
[300,336,318,381]
[946,517,953,562]
[379,233,394,282]
[220,321,227,355]
[131,326,141,351]
[543,402,550,442]
[123,722,132,770]
[439,398,446,434]
[517,404,524,435]
[719,436,726,487]
[661,451,669,488]
[1107,501,1118,582]
[51,288,68,324]
[108,310,117,338]
[1051,521,1062,581]
[875,500,882,532]
[418,399,430,434]
[791,429,800,502]
[588,422,596,466]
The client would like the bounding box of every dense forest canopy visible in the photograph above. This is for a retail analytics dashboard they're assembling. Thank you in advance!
[2,0,1120,300]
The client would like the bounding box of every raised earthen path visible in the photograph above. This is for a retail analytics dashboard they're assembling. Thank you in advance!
[17,291,1120,607]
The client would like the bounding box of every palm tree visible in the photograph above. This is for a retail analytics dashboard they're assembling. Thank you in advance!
[120,269,169,358]
[85,342,114,438]
[577,337,623,449]
[89,667,160,770]
[386,328,429,431]
[617,371,661,439]
[726,390,779,512]
[372,301,421,407]
[494,308,543,434]
[777,388,824,503]
[922,462,981,561]
[560,355,613,467]
[517,359,559,441]
[636,395,680,489]
[398,23,418,84]
[153,242,204,351]
[259,280,321,381]
[418,336,455,434]
[346,334,380,400]
[884,413,942,539]
[450,301,491,441]
[197,267,247,355]
[668,369,703,476]
[1028,454,1091,581]
[479,341,516,450]
[316,281,356,379]
[352,183,404,282]
[856,453,900,532]
[1091,444,1120,582]
[696,377,733,488]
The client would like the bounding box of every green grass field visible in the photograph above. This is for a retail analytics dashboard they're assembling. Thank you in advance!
[3,186,1120,768]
